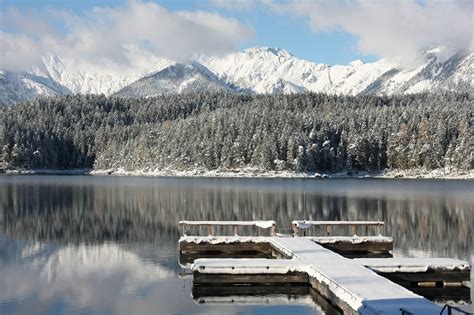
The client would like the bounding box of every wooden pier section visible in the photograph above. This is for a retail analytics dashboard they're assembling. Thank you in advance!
[179,220,471,314]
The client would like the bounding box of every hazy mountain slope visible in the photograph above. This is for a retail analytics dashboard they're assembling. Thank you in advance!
[0,71,71,106]
[362,50,474,94]
[33,52,174,96]
[113,62,233,98]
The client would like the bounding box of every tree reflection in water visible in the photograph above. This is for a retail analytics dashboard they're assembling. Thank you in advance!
[0,176,472,315]
[1,176,472,259]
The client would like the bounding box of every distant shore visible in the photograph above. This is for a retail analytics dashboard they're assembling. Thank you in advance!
[2,168,473,179]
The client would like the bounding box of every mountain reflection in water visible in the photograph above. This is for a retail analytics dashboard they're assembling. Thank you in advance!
[0,176,472,315]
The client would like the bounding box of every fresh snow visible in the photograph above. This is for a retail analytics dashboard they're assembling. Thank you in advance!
[354,258,470,273]
[189,237,442,314]
[33,50,174,96]
[311,236,393,244]
[192,256,469,274]
[2,47,473,106]
[179,236,272,244]
[179,220,275,229]
[0,70,70,106]
[292,220,384,227]
[192,258,306,274]
[7,167,474,179]
[193,295,315,306]
[202,47,396,95]
[269,237,441,315]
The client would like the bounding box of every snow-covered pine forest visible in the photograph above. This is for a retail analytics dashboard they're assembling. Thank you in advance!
[0,92,472,175]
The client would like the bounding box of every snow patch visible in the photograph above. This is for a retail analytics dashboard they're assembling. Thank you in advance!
[312,236,393,244]
[355,258,470,273]
[179,236,272,244]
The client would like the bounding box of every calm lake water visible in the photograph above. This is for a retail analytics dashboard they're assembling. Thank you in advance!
[0,175,472,315]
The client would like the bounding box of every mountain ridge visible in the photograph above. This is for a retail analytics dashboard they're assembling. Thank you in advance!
[1,46,472,106]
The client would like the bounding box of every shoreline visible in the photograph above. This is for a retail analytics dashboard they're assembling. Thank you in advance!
[2,168,473,180]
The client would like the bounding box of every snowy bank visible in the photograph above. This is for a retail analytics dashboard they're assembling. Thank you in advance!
[3,167,473,179]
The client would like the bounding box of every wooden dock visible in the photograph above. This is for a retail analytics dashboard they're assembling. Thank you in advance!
[179,220,471,314]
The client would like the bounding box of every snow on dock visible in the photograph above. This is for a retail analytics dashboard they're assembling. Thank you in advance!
[193,258,306,274]
[193,293,315,307]
[179,220,276,236]
[190,237,442,315]
[179,220,276,228]
[311,236,393,257]
[292,220,385,227]
[180,220,469,314]
[292,220,385,237]
[354,257,470,273]
[180,235,393,261]
[180,235,271,244]
[311,236,393,245]
[269,237,441,315]
[180,235,392,245]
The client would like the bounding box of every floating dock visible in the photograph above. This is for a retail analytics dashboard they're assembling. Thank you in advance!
[178,220,471,315]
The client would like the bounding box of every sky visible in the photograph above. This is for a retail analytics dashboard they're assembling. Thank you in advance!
[0,0,473,71]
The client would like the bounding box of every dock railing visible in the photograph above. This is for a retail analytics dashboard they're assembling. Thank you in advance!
[291,220,384,237]
[179,220,276,237]
[439,304,472,315]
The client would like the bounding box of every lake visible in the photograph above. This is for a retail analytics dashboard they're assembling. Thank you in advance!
[0,175,472,315]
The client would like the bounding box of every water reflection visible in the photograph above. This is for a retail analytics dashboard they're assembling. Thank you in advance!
[0,236,320,315]
[0,175,473,314]
[1,176,472,258]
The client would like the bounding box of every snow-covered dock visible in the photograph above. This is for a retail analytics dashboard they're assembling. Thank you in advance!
[354,257,471,293]
[292,220,385,236]
[180,234,393,262]
[293,220,393,256]
[179,220,276,236]
[191,237,441,315]
[179,220,471,314]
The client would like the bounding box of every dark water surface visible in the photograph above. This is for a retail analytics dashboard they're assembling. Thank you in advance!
[0,175,472,315]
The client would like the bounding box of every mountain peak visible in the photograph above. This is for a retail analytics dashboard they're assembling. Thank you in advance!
[422,45,460,63]
[242,46,293,58]
[113,61,232,98]
[348,60,364,67]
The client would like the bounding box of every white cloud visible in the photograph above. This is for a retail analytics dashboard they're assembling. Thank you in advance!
[271,0,474,65]
[0,31,45,71]
[211,0,257,10]
[0,0,254,71]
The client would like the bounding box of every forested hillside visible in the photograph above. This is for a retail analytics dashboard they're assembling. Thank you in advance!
[0,92,472,174]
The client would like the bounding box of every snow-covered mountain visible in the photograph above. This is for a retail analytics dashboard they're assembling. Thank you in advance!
[1,46,473,106]
[33,52,174,96]
[113,62,233,98]
[0,70,71,106]
[203,46,473,95]
[203,47,394,95]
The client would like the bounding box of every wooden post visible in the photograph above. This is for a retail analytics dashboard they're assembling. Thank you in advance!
[292,223,298,237]
[233,225,238,236]
[182,224,186,236]
[376,224,381,236]
[271,224,276,237]
[326,225,331,236]
[352,225,357,236]
[259,227,263,236]
[207,224,212,236]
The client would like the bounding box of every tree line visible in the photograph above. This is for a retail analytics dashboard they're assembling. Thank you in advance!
[0,92,472,173]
